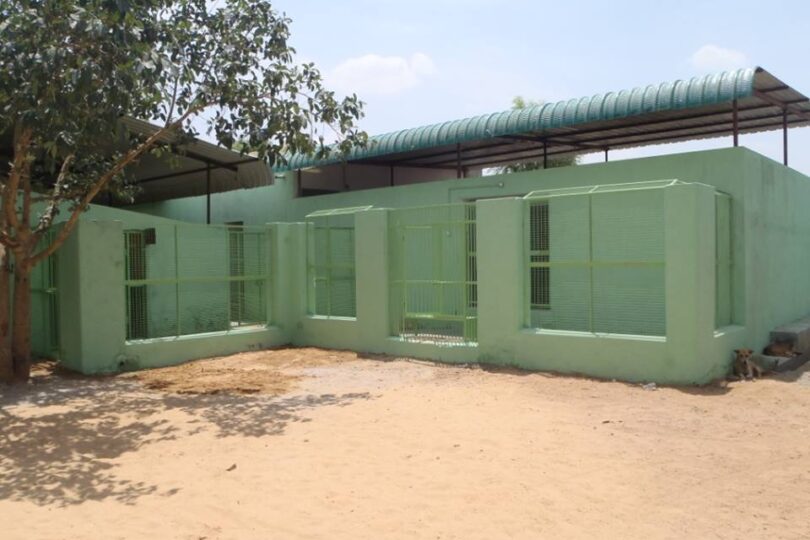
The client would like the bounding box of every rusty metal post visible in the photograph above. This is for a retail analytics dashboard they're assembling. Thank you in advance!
[543,141,548,169]
[783,108,789,166]
[206,162,212,225]
[732,99,739,147]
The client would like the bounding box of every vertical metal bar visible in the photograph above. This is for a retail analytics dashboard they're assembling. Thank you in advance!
[456,143,462,179]
[296,169,302,197]
[174,225,180,337]
[587,194,594,332]
[783,108,789,166]
[342,163,348,190]
[604,148,609,162]
[543,141,548,169]
[206,163,212,225]
[523,201,531,327]
[390,165,395,187]
[326,217,332,317]
[732,99,739,147]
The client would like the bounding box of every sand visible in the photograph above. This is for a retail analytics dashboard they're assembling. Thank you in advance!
[1,349,809,540]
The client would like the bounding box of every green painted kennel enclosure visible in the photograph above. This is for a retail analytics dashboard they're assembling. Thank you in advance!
[47,154,775,385]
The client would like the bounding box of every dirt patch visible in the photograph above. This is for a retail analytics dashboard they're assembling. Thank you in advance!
[123,347,357,395]
[3,349,810,539]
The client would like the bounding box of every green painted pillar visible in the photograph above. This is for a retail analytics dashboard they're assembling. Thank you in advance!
[270,222,307,340]
[355,209,390,350]
[58,220,127,374]
[664,182,717,383]
[476,197,524,365]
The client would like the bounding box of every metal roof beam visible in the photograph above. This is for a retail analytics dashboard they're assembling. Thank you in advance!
[551,109,803,148]
[348,160,456,170]
[458,117,807,169]
[753,91,810,122]
[134,157,257,185]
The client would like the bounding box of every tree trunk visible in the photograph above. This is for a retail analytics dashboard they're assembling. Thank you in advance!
[11,257,32,382]
[0,246,12,383]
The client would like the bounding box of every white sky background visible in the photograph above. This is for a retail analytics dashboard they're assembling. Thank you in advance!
[241,0,810,174]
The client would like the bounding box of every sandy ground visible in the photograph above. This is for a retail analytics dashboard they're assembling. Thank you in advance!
[1,349,810,540]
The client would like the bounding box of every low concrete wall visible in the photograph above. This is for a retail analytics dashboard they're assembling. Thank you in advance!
[58,181,735,384]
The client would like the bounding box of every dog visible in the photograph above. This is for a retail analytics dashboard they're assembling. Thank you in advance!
[732,348,764,380]
[762,340,799,358]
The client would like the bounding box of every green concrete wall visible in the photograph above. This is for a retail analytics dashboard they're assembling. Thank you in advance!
[40,147,810,384]
[132,147,810,348]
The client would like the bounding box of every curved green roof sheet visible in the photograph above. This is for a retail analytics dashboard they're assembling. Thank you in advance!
[276,67,763,172]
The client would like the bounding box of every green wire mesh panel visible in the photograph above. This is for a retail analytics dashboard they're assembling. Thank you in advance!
[307,211,358,318]
[715,193,733,328]
[527,188,666,336]
[389,203,477,344]
[30,228,60,355]
[124,224,271,340]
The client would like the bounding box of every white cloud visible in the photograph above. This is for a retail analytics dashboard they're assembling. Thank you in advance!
[330,52,436,96]
[690,44,748,72]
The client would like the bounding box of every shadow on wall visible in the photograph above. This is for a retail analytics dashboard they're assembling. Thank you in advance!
[0,372,371,507]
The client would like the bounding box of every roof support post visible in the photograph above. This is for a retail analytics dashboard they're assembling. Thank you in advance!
[783,108,789,166]
[732,99,739,147]
[206,162,212,225]
[604,148,609,162]
[543,141,548,169]
[456,143,462,179]
[389,165,395,187]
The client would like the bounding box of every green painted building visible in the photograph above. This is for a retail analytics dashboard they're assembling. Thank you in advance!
[30,67,810,384]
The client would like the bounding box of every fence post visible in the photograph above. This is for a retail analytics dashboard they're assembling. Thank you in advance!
[476,198,524,365]
[355,209,390,351]
[664,182,717,382]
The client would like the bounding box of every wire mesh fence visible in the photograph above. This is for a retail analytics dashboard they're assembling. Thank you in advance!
[526,186,666,336]
[306,207,367,318]
[124,224,271,340]
[715,192,733,328]
[31,228,59,355]
[389,203,477,344]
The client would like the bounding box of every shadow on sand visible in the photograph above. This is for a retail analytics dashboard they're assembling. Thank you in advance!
[0,369,371,507]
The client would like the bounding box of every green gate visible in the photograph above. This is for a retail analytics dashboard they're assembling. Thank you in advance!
[31,231,59,357]
[389,203,477,343]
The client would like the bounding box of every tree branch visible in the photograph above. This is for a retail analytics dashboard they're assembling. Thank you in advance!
[2,128,32,234]
[30,103,210,267]
[34,154,75,237]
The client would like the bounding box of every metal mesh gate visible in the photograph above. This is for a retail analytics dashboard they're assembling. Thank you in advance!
[525,184,667,336]
[306,207,368,318]
[124,224,271,340]
[389,203,477,343]
[31,229,59,355]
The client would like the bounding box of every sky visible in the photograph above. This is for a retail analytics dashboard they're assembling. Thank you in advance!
[270,0,810,174]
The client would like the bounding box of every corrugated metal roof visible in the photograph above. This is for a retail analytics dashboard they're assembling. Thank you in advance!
[276,67,809,172]
[120,117,272,203]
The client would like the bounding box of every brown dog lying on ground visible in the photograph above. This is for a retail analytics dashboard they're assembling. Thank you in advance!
[733,348,764,380]
[762,340,800,358]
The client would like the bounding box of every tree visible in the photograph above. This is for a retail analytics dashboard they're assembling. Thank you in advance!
[498,96,579,173]
[0,0,367,383]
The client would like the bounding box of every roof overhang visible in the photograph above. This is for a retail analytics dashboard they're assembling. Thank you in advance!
[119,118,270,204]
[277,67,810,172]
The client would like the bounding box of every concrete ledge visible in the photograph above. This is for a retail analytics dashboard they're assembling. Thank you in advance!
[771,315,810,354]
[118,326,288,373]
